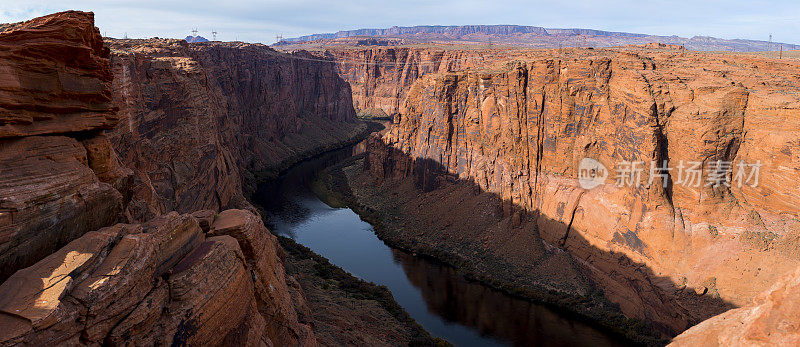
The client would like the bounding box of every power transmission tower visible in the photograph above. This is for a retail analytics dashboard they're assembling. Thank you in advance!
[212,30,217,41]
[276,34,283,44]
[769,33,773,51]
[191,28,198,37]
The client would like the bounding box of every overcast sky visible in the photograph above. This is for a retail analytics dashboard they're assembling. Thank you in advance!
[2,0,798,45]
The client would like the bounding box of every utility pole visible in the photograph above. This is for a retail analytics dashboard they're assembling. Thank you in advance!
[769,33,772,51]
[780,44,783,59]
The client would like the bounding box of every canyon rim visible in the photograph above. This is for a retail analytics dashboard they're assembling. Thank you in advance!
[1,4,799,347]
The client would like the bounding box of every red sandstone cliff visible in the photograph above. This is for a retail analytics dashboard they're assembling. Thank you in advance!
[0,11,370,345]
[669,266,800,346]
[108,39,364,221]
[0,11,132,282]
[314,47,526,118]
[362,48,800,336]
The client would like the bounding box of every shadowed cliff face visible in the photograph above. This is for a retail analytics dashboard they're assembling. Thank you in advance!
[362,49,800,336]
[107,38,365,221]
[0,11,377,345]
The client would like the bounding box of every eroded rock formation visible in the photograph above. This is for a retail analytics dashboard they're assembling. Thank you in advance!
[0,11,116,137]
[0,209,315,346]
[670,267,800,346]
[108,38,364,221]
[0,11,132,282]
[361,48,800,336]
[0,10,371,345]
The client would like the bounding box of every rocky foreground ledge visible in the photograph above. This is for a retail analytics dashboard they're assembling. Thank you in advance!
[670,267,800,345]
[0,10,436,346]
[0,209,314,345]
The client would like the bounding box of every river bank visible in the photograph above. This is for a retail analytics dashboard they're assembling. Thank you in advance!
[254,140,630,346]
[279,236,448,346]
[315,154,663,346]
[247,123,449,345]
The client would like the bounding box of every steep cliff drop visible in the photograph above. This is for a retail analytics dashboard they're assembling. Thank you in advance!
[0,11,420,346]
[0,11,322,345]
[323,46,800,342]
[0,10,131,283]
[106,38,366,221]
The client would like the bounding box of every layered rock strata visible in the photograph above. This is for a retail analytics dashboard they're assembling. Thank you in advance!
[0,11,132,282]
[362,49,800,336]
[108,38,364,221]
[0,209,315,346]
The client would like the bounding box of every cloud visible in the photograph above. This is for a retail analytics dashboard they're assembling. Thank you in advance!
[0,0,797,44]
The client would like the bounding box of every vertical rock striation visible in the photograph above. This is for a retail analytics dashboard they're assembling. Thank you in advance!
[108,39,364,221]
[318,47,524,118]
[364,49,800,335]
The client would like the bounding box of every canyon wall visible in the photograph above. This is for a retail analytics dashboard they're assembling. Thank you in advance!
[0,11,132,282]
[364,49,800,335]
[109,39,364,221]
[318,47,526,117]
[0,11,371,344]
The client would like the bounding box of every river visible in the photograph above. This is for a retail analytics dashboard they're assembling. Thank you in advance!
[254,145,628,346]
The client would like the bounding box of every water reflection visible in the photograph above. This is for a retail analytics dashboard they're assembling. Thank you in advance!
[393,250,626,346]
[254,145,628,346]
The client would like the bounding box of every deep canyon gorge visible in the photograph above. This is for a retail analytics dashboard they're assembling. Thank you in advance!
[1,10,799,346]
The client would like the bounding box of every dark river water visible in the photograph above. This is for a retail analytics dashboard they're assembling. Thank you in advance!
[254,146,629,347]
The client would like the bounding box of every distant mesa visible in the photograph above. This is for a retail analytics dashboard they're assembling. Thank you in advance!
[278,24,798,52]
[185,35,209,43]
